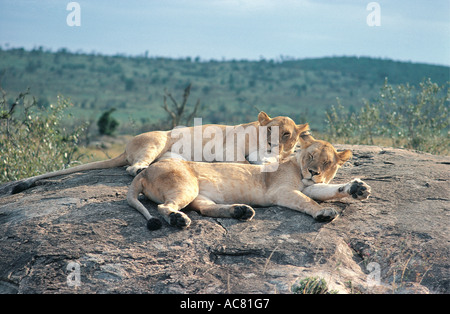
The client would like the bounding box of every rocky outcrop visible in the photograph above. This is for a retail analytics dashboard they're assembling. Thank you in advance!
[0,145,448,293]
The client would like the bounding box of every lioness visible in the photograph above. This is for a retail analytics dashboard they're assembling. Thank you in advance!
[127,125,371,230]
[12,112,303,194]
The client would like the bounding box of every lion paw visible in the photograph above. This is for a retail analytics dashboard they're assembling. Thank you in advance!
[231,205,255,221]
[126,165,147,176]
[348,179,371,200]
[169,212,191,229]
[314,208,338,222]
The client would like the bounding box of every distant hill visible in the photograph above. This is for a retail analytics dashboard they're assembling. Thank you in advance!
[0,48,448,132]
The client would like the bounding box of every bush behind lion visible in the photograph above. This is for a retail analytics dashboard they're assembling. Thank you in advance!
[325,78,449,155]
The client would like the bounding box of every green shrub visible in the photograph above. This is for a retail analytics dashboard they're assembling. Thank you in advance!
[291,276,338,294]
[325,78,449,155]
[97,108,119,136]
[0,89,87,183]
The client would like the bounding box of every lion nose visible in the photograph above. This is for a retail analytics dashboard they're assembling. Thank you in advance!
[309,169,320,177]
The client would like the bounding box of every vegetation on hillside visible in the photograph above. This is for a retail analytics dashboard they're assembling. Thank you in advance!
[0,47,448,183]
[1,47,448,133]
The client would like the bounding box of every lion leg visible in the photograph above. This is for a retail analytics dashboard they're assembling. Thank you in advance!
[126,148,164,176]
[273,190,338,222]
[302,179,371,201]
[189,195,255,221]
[155,185,198,229]
[157,201,192,229]
[127,173,195,230]
[125,131,171,176]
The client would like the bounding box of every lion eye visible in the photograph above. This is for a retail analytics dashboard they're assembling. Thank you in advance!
[282,132,290,138]
[308,153,314,161]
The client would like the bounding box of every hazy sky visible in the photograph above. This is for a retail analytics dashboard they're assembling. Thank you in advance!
[1,0,449,65]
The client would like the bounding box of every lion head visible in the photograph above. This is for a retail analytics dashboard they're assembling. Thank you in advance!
[296,132,352,186]
[258,112,308,160]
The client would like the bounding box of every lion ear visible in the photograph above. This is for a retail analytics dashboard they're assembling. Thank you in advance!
[258,111,272,125]
[296,123,309,135]
[297,123,315,148]
[337,149,352,165]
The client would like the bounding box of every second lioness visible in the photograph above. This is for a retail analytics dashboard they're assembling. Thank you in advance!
[127,125,371,230]
[12,111,300,194]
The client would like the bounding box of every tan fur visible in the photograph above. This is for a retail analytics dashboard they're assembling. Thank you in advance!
[12,112,303,194]
[127,126,372,230]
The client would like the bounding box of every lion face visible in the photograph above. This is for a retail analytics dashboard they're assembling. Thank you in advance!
[297,135,352,186]
[258,112,309,160]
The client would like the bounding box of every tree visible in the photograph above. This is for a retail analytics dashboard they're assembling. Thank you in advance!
[162,83,201,128]
[97,108,119,136]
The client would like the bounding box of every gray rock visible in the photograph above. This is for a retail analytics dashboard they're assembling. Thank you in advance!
[0,145,448,294]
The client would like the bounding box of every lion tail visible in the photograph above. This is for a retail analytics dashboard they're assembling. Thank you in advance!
[11,152,128,194]
[127,173,162,230]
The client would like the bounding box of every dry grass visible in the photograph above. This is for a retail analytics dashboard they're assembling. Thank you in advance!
[78,135,132,163]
